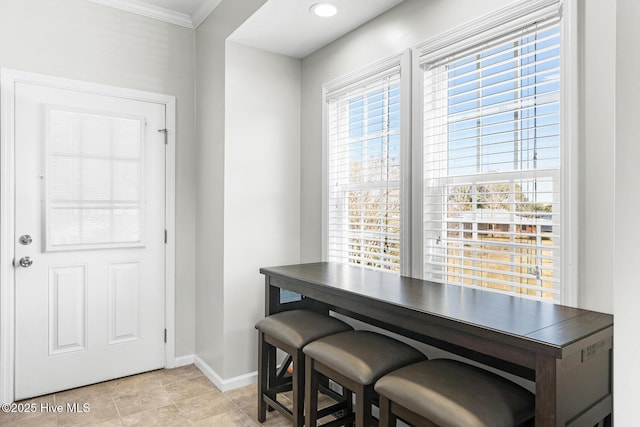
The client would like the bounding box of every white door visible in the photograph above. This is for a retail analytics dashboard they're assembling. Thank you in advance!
[13,82,166,400]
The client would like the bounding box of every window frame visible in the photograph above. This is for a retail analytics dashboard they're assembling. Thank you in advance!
[322,50,412,274]
[413,0,578,304]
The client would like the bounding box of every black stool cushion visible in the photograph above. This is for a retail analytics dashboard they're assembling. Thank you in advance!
[303,330,426,385]
[255,310,353,349]
[375,359,535,427]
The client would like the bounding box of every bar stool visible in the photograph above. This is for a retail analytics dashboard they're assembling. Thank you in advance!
[256,309,353,426]
[303,330,426,427]
[375,359,535,427]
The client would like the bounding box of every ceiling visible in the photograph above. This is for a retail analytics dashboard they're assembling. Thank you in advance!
[228,0,406,58]
[90,0,405,58]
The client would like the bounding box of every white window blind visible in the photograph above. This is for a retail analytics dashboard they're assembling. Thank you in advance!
[422,10,562,300]
[46,108,145,250]
[327,66,401,272]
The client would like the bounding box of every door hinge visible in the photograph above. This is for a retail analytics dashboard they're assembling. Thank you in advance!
[157,128,168,145]
[164,229,167,244]
[164,328,167,343]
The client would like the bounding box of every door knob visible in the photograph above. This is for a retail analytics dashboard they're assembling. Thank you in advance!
[19,235,33,245]
[18,257,33,268]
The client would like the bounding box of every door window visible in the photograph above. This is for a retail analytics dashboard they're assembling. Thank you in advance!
[45,107,145,250]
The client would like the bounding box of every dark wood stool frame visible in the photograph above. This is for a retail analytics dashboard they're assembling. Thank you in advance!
[258,331,305,425]
[305,355,379,427]
[258,330,349,426]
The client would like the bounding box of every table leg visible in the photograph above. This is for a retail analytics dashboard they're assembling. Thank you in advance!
[264,276,280,316]
[535,354,559,427]
[535,338,612,427]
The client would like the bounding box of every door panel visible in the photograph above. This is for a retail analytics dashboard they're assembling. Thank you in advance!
[107,261,140,344]
[14,82,166,400]
[48,264,87,355]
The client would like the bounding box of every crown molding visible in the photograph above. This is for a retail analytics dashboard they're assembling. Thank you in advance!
[89,0,195,28]
[191,0,222,28]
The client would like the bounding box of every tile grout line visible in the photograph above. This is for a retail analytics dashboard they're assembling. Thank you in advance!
[54,392,59,427]
[235,392,255,425]
[225,391,260,427]
[108,380,124,426]
[159,380,185,424]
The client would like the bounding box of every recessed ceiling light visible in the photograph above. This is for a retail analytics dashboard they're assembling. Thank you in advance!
[310,2,338,18]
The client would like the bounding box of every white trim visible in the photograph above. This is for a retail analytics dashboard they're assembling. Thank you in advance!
[560,0,579,307]
[194,355,257,392]
[174,354,195,367]
[0,69,177,403]
[0,69,17,405]
[399,50,413,275]
[323,51,406,97]
[191,0,223,28]
[410,49,425,279]
[164,89,178,368]
[89,0,195,29]
[321,86,328,261]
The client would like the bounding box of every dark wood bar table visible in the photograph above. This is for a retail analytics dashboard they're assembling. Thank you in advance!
[260,262,613,427]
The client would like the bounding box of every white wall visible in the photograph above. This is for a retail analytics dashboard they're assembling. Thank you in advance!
[300,0,615,315]
[615,0,639,422]
[224,42,301,378]
[194,0,267,375]
[580,0,616,313]
[0,0,197,358]
[300,0,513,262]
[194,0,301,384]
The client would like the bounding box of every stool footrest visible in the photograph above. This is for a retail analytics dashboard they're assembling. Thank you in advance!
[316,400,348,419]
[319,412,355,427]
[318,384,342,402]
[262,394,293,422]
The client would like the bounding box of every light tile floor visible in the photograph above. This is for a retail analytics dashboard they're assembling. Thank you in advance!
[0,365,292,427]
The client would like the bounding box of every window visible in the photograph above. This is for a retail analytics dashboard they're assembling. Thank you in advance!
[325,60,403,272]
[46,108,145,250]
[322,0,572,302]
[420,1,564,300]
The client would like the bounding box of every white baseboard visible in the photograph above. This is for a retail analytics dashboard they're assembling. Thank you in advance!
[194,355,257,392]
[174,354,195,367]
